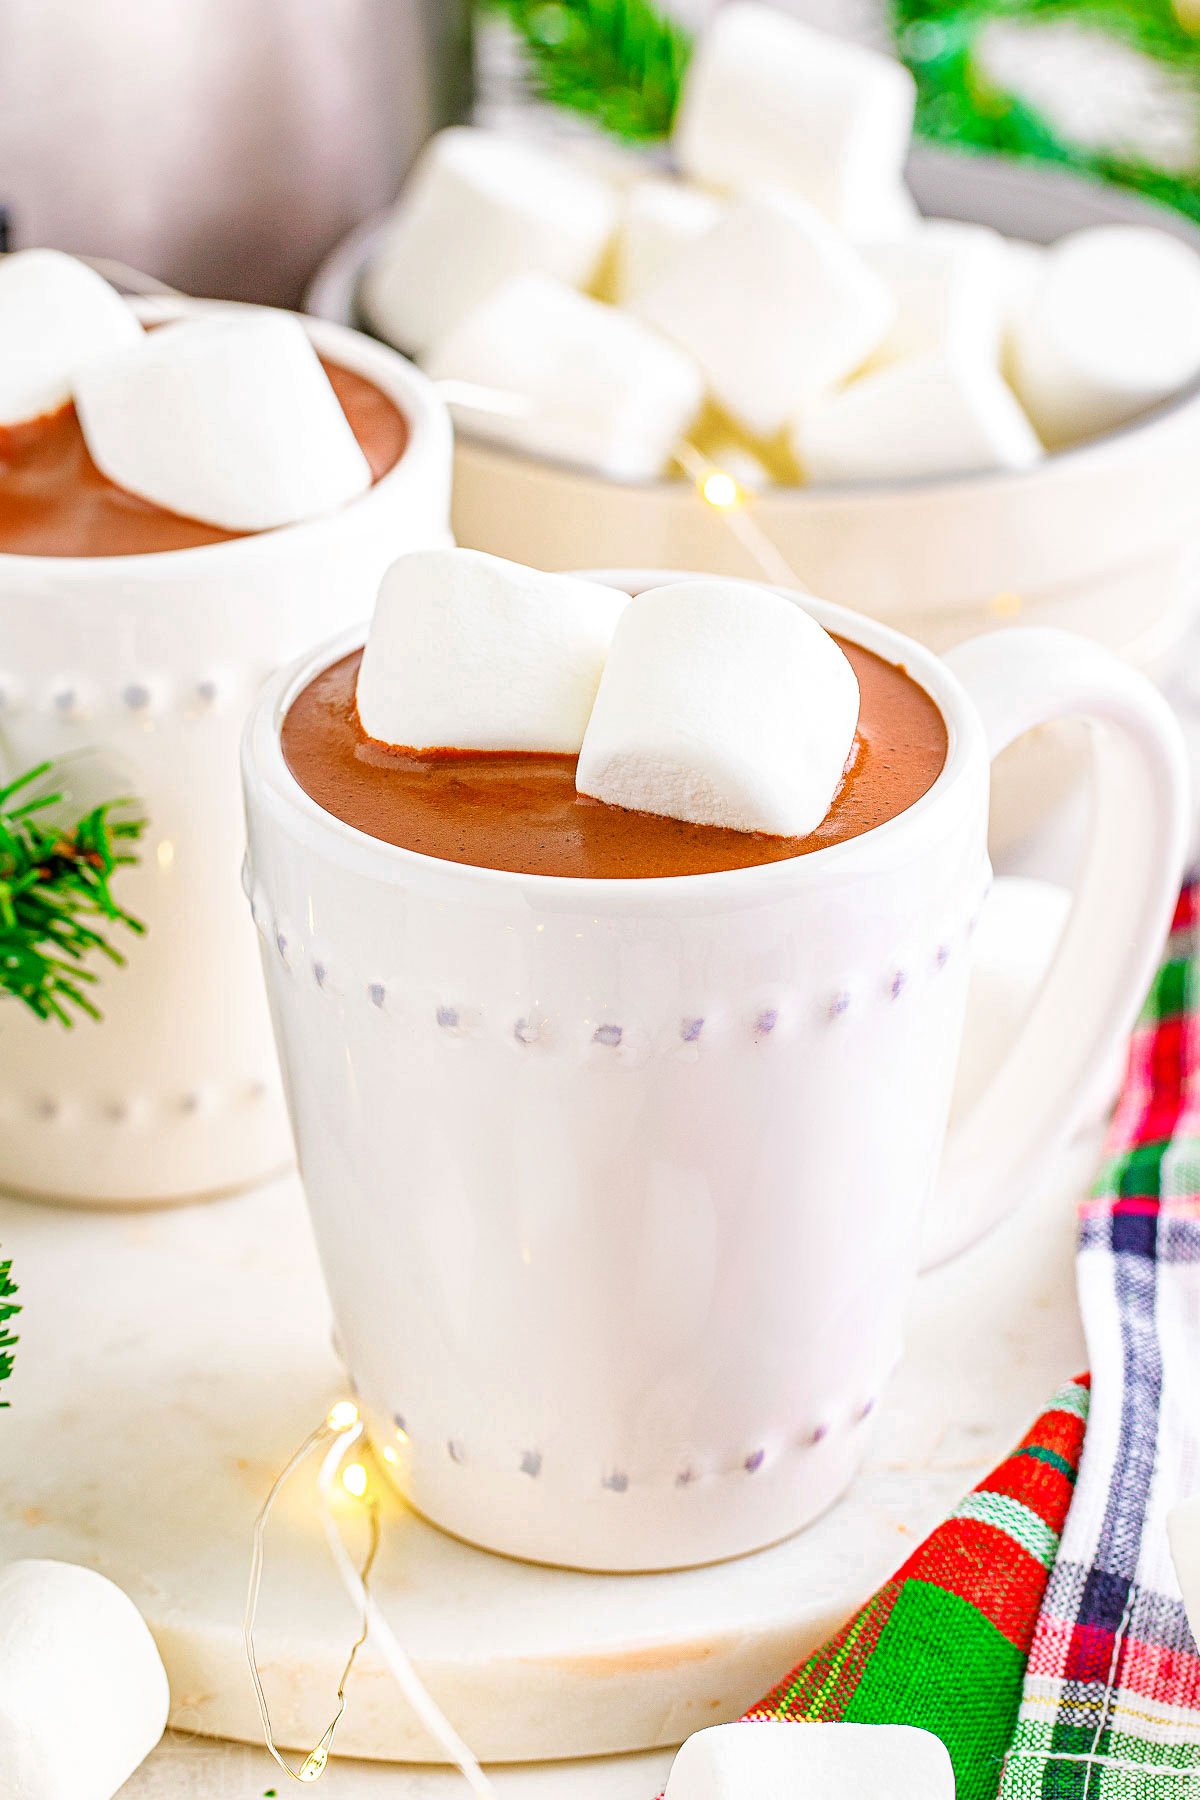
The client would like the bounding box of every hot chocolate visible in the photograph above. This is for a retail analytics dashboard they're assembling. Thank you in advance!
[281,640,947,878]
[0,360,408,558]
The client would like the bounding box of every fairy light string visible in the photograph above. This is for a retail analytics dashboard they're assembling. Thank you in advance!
[244,1401,498,1795]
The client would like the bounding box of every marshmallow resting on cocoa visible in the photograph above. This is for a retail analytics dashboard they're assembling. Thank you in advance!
[1008,225,1200,446]
[613,179,725,305]
[663,1721,956,1800]
[673,1,916,237]
[576,579,860,837]
[794,350,1043,483]
[0,248,142,426]
[0,1558,170,1800]
[633,194,894,439]
[74,311,373,532]
[361,126,617,360]
[356,547,629,754]
[424,273,704,481]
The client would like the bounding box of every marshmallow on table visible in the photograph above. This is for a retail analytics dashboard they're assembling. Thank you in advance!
[576,579,860,837]
[1169,1495,1200,1649]
[0,248,142,426]
[633,194,895,440]
[356,547,629,753]
[0,1558,169,1800]
[74,311,372,532]
[613,179,725,306]
[425,273,704,481]
[793,349,1043,484]
[673,1,916,237]
[1008,225,1200,446]
[664,1721,956,1799]
[361,126,617,360]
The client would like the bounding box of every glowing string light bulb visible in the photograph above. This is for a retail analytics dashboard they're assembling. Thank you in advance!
[674,440,803,590]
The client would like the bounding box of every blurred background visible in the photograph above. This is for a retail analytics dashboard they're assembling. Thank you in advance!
[3,0,1199,305]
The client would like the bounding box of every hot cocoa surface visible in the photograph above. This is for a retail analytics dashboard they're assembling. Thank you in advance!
[0,360,408,557]
[282,642,948,879]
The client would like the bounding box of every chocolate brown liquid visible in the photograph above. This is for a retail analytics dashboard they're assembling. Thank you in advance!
[282,645,948,879]
[0,360,408,558]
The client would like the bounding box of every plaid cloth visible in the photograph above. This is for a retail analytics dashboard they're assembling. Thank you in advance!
[734,1378,1090,1800]
[1000,885,1200,1799]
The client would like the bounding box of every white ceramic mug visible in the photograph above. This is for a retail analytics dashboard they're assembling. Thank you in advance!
[242,575,1186,1571]
[0,303,453,1205]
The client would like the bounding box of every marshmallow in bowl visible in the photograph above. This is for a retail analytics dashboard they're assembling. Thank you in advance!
[864,226,1012,367]
[74,312,373,532]
[1008,225,1200,446]
[576,579,859,837]
[633,194,895,439]
[613,179,725,305]
[361,127,617,360]
[664,1722,956,1800]
[0,249,142,426]
[356,547,629,754]
[424,273,704,481]
[794,350,1043,483]
[673,1,916,236]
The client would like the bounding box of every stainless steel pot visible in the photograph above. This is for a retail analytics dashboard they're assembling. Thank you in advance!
[0,0,471,303]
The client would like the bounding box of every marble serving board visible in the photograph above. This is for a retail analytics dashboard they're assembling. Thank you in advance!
[0,1104,1094,1771]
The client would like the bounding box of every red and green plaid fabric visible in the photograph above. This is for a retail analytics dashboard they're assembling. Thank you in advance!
[999,884,1200,1798]
[737,1379,1089,1800]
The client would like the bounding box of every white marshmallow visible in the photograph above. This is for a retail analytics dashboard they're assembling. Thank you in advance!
[864,224,1012,366]
[633,194,895,439]
[613,179,725,305]
[793,350,1043,484]
[0,249,142,426]
[664,1721,956,1800]
[425,273,704,480]
[673,2,916,236]
[1169,1495,1200,1650]
[356,547,629,753]
[361,127,617,359]
[0,1558,169,1800]
[74,311,372,532]
[576,579,860,837]
[1008,225,1200,446]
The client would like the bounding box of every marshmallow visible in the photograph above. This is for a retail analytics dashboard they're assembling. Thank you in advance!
[361,127,617,359]
[576,579,860,837]
[74,311,372,532]
[1008,225,1200,446]
[356,547,629,753]
[793,350,1043,484]
[864,224,1012,367]
[1169,1495,1200,1648]
[673,2,916,236]
[664,1722,956,1800]
[634,194,895,439]
[0,1558,169,1800]
[613,179,725,305]
[425,273,704,481]
[0,249,142,426]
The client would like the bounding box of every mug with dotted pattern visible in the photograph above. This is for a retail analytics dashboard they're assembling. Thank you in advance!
[242,576,1186,1570]
[0,300,452,1205]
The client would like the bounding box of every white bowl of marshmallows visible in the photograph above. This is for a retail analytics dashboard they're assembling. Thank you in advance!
[312,0,1200,716]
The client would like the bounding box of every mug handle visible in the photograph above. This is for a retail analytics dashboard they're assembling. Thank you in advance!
[920,627,1189,1271]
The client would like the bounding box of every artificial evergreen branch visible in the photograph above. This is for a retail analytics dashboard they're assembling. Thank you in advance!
[0,762,146,1026]
[0,1252,17,1407]
[480,0,692,140]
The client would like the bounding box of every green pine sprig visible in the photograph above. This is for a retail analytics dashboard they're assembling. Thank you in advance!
[0,762,146,1026]
[480,0,692,140]
[0,1252,17,1407]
